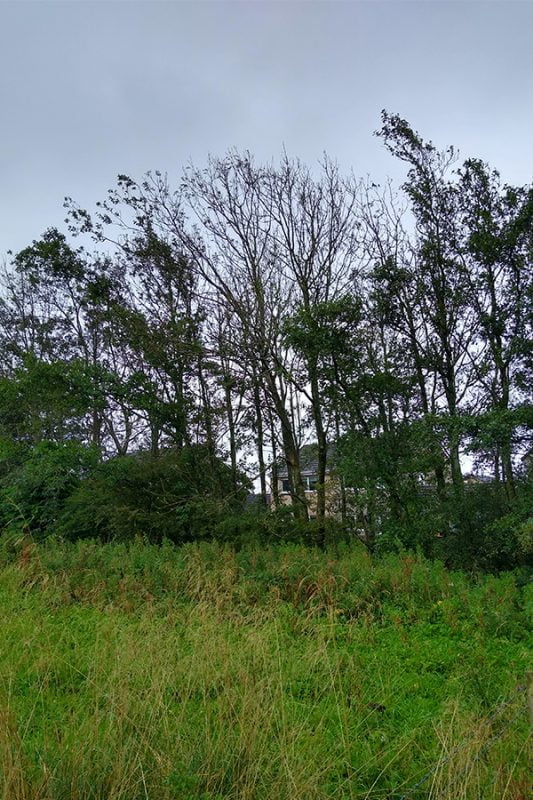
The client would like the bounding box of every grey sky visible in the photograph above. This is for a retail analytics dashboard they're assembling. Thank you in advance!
[1,0,532,256]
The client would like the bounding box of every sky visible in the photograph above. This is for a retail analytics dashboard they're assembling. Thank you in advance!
[1,0,532,256]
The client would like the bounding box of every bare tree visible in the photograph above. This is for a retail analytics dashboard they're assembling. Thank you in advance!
[265,155,359,530]
[182,154,310,517]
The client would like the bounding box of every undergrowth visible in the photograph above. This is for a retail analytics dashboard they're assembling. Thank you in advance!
[0,536,531,799]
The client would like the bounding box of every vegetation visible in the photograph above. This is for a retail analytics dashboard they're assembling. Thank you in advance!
[0,113,531,796]
[0,537,531,800]
[0,112,531,565]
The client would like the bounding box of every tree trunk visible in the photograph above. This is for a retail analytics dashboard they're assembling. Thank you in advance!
[252,375,268,505]
[500,440,516,502]
[224,379,238,492]
[150,421,160,456]
[264,370,308,519]
[309,362,327,546]
[335,412,347,525]
[269,412,280,508]
[198,357,216,457]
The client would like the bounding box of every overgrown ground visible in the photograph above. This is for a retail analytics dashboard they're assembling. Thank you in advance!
[0,537,531,799]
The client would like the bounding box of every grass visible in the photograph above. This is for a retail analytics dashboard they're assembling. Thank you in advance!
[0,536,531,799]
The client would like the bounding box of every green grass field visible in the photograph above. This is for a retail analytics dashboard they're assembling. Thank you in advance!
[0,538,531,799]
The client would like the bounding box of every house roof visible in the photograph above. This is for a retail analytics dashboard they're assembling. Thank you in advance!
[276,444,335,478]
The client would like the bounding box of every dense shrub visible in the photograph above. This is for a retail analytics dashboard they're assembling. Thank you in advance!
[1,431,530,571]
[56,445,251,543]
[0,440,99,538]
[212,505,349,549]
[365,480,533,572]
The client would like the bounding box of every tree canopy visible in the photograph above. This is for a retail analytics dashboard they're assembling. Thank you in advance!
[1,114,531,568]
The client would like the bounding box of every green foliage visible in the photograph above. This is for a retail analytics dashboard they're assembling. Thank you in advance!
[1,122,531,573]
[12,226,86,283]
[57,445,251,544]
[0,440,99,538]
[366,479,533,572]
[284,296,363,368]
[463,405,533,468]
[0,357,97,445]
[211,503,346,550]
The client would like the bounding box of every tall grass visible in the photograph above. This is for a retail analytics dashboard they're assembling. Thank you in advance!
[0,537,530,799]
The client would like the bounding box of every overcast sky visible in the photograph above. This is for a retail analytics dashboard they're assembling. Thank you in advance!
[1,0,532,256]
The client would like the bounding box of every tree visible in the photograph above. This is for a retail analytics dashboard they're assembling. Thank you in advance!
[376,112,474,494]
[182,154,310,518]
[66,175,209,455]
[457,160,533,497]
[0,229,127,452]
[266,156,359,534]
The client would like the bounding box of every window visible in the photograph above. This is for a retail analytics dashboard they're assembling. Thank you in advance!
[280,476,318,493]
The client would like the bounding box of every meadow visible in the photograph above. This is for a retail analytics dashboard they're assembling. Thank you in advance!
[0,537,531,800]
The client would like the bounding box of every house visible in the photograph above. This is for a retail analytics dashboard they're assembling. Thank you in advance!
[272,444,342,518]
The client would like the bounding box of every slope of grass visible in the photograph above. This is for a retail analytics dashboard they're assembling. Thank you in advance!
[0,537,531,799]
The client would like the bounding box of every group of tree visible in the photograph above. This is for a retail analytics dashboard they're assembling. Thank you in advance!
[0,113,531,569]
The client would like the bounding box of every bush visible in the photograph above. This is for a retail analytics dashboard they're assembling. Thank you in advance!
[56,445,251,543]
[365,480,533,572]
[0,440,99,538]
[438,481,533,571]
